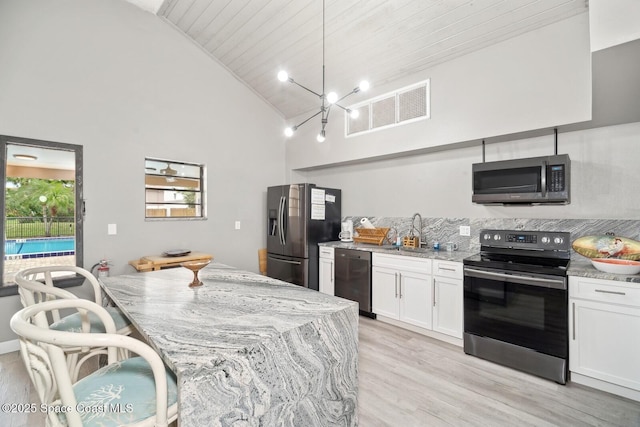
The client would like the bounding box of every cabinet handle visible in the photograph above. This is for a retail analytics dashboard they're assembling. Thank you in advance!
[394,272,398,298]
[595,289,626,296]
[572,302,575,340]
[438,267,456,272]
[432,278,436,307]
[399,273,403,299]
[331,262,334,283]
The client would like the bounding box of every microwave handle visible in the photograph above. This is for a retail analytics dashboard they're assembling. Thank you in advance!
[541,161,547,197]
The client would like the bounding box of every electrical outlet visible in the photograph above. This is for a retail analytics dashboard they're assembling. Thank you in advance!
[235,221,241,230]
[459,225,471,236]
[107,224,117,235]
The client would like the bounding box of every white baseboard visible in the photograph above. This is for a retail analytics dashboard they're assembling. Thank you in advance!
[0,339,19,354]
[571,372,640,402]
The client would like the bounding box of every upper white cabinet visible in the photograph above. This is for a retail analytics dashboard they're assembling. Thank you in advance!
[589,0,640,52]
[318,246,335,296]
[569,276,640,401]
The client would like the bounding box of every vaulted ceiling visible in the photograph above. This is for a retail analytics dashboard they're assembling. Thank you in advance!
[131,0,588,120]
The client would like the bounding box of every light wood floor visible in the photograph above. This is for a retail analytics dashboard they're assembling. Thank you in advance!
[3,317,640,426]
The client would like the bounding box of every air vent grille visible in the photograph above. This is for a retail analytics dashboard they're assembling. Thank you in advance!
[347,104,370,135]
[372,96,396,129]
[399,86,427,122]
[345,79,429,137]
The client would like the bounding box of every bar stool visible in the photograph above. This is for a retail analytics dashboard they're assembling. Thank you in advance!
[258,248,267,275]
[11,299,178,427]
[15,265,133,380]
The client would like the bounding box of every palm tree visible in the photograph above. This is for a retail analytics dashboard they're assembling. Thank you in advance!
[5,178,74,237]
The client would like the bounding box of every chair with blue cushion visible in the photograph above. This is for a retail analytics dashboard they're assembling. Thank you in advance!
[11,299,178,427]
[15,265,133,381]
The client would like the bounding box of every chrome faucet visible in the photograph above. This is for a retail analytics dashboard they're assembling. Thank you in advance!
[411,213,425,247]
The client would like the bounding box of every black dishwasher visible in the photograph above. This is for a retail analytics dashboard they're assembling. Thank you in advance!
[334,248,374,318]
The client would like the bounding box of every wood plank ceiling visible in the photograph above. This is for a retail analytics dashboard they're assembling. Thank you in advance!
[147,0,588,120]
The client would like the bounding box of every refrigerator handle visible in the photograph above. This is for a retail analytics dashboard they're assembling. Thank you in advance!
[279,196,286,245]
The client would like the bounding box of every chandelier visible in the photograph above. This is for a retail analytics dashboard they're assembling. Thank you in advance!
[278,0,369,143]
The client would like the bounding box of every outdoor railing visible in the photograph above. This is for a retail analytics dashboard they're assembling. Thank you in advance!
[5,217,75,239]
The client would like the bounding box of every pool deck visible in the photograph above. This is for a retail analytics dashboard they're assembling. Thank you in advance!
[3,255,76,285]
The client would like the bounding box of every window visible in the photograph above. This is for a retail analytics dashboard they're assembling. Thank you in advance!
[1,135,83,296]
[144,158,206,220]
[346,79,430,136]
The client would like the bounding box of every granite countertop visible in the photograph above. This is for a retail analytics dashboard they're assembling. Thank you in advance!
[319,241,473,263]
[100,263,359,426]
[567,256,640,283]
[320,241,640,284]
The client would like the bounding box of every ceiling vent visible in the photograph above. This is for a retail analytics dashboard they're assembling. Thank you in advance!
[346,79,430,137]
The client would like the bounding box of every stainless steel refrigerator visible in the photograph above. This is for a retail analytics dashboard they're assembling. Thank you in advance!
[267,184,341,291]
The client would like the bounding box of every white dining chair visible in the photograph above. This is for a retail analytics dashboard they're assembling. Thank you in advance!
[15,265,133,380]
[11,299,178,427]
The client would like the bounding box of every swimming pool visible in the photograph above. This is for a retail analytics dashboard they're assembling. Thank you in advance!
[5,237,75,259]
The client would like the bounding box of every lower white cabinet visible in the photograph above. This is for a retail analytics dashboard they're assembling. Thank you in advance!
[372,253,463,342]
[569,276,640,400]
[432,260,463,339]
[372,263,432,329]
[318,247,334,295]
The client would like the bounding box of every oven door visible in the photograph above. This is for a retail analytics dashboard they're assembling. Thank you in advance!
[464,266,568,359]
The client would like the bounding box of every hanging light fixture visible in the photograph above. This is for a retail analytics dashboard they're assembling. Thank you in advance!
[278,0,369,143]
[160,163,177,176]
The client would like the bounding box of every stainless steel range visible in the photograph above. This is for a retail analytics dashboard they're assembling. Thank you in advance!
[463,229,571,384]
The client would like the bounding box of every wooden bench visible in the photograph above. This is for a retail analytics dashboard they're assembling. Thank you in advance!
[129,252,213,272]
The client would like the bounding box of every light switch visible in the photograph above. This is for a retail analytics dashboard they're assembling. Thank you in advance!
[108,223,117,235]
[235,221,241,230]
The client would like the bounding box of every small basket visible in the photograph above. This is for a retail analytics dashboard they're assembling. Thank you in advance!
[353,227,390,245]
[402,236,420,249]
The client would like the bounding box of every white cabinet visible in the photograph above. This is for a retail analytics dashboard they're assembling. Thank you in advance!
[432,260,463,339]
[569,276,640,401]
[318,246,334,295]
[372,253,432,330]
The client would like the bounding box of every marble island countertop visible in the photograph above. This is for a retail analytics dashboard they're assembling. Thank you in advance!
[100,263,359,426]
[320,241,640,284]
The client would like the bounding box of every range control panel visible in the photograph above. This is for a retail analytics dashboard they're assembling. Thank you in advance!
[480,229,571,252]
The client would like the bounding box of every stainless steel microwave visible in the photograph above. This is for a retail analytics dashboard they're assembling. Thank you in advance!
[472,154,570,205]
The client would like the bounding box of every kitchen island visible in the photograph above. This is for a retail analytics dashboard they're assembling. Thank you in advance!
[100,263,359,426]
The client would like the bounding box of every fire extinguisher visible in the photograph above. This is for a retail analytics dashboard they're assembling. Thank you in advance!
[97,259,110,278]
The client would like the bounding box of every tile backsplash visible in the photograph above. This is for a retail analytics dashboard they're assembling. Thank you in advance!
[344,216,640,256]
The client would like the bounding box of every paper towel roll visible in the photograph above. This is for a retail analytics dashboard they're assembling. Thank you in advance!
[360,218,375,229]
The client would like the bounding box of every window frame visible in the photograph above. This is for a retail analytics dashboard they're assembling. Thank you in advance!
[144,157,207,221]
[0,135,84,297]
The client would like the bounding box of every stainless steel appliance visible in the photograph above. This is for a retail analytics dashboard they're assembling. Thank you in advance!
[334,248,374,317]
[267,184,341,291]
[463,229,571,384]
[472,154,570,204]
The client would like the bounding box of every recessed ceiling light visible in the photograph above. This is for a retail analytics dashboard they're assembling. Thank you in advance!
[13,154,37,161]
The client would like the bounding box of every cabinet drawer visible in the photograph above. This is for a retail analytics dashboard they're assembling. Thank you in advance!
[433,260,463,279]
[319,246,334,259]
[570,277,640,307]
[372,252,431,274]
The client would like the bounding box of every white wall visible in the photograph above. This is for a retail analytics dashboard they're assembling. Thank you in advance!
[0,0,286,342]
[294,121,640,220]
[589,0,640,51]
[286,13,592,170]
